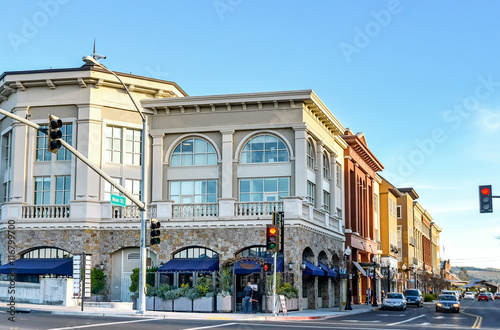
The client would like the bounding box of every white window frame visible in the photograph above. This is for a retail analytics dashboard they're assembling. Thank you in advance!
[307,140,314,169]
[323,190,330,211]
[34,177,51,205]
[55,175,71,205]
[239,177,290,202]
[240,134,289,164]
[125,128,142,166]
[105,126,123,164]
[171,138,217,167]
[170,179,218,204]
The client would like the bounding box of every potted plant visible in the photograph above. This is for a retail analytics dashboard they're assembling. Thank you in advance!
[193,275,214,312]
[174,284,196,312]
[216,267,232,312]
[90,267,107,302]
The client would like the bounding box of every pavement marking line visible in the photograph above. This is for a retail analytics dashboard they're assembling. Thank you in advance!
[182,322,238,330]
[460,310,482,329]
[204,317,233,320]
[388,314,425,326]
[47,318,160,330]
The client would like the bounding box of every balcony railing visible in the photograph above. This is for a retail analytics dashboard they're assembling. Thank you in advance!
[22,205,70,219]
[111,205,141,219]
[173,203,219,218]
[235,201,282,216]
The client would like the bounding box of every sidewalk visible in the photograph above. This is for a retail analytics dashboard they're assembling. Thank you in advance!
[1,302,377,321]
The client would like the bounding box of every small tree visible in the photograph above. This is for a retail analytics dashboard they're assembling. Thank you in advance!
[91,267,106,295]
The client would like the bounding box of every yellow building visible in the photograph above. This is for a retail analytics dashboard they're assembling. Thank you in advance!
[378,176,401,293]
[397,188,419,290]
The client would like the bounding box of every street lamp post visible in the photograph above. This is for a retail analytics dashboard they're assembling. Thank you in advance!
[402,264,407,291]
[82,56,148,314]
[372,256,378,307]
[344,247,352,310]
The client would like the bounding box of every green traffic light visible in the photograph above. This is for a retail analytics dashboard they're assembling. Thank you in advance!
[269,243,276,249]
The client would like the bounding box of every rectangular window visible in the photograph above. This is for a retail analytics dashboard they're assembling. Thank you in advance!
[3,181,10,203]
[239,177,289,202]
[307,142,314,169]
[36,126,51,161]
[323,190,330,211]
[374,194,378,213]
[34,177,51,205]
[307,181,315,204]
[55,176,71,204]
[335,164,341,186]
[125,179,142,205]
[103,177,122,201]
[397,205,402,219]
[124,128,142,165]
[170,180,217,203]
[322,154,329,179]
[2,132,11,170]
[57,124,73,161]
[105,126,122,163]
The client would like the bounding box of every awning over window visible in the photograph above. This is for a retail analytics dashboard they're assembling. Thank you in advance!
[302,260,324,276]
[352,261,367,276]
[318,262,338,278]
[233,258,284,275]
[157,258,219,274]
[0,258,72,276]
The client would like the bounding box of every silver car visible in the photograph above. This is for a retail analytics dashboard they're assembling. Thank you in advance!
[464,292,475,300]
[382,292,407,311]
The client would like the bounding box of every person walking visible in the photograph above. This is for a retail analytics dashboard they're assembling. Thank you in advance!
[243,282,253,313]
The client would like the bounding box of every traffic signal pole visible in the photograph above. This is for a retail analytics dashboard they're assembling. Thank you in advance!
[273,251,277,316]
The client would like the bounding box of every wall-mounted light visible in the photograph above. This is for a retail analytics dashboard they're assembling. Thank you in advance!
[301,261,306,270]
[288,262,293,271]
[99,262,104,270]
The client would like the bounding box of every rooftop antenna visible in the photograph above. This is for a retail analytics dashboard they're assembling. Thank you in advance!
[91,38,106,62]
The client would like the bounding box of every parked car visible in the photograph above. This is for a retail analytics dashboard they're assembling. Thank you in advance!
[486,292,494,301]
[381,292,407,311]
[494,292,500,300]
[436,294,460,313]
[404,289,423,307]
[464,292,475,300]
[478,293,489,301]
[442,290,460,300]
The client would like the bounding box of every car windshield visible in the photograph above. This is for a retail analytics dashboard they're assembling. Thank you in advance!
[405,290,419,296]
[439,295,457,301]
[388,293,403,299]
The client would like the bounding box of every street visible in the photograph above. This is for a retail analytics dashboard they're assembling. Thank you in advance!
[1,299,499,330]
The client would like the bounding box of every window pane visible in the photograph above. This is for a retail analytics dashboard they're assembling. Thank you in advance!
[171,154,180,166]
[170,181,180,194]
[207,153,217,165]
[264,178,277,192]
[182,140,193,153]
[252,179,263,192]
[251,193,263,201]
[240,193,250,202]
[181,181,193,195]
[194,154,206,165]
[181,154,193,166]
[207,180,217,194]
[240,180,250,193]
[195,139,207,152]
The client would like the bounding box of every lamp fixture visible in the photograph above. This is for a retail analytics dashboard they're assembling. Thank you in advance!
[288,262,293,271]
[99,262,104,270]
[301,261,306,270]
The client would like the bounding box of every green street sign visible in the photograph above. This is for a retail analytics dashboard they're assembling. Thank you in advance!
[110,194,126,207]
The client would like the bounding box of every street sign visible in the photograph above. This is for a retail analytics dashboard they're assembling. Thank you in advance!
[110,194,126,207]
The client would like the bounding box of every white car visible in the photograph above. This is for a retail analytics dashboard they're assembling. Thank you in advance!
[464,292,475,300]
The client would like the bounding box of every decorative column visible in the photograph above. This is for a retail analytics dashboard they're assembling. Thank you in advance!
[218,130,235,218]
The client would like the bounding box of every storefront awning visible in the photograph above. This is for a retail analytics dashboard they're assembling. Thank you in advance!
[0,258,72,276]
[233,258,283,275]
[157,258,219,274]
[318,262,338,278]
[352,261,367,276]
[302,260,324,276]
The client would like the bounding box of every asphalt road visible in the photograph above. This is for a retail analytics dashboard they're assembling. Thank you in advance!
[1,299,499,329]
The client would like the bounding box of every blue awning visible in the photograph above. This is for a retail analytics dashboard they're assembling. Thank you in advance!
[157,258,219,274]
[302,260,324,276]
[233,258,284,275]
[318,262,338,278]
[0,258,72,276]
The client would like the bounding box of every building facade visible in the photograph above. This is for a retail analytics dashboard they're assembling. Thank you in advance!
[0,64,347,309]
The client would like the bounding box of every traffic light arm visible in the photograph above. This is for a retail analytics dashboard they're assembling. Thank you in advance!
[0,107,145,211]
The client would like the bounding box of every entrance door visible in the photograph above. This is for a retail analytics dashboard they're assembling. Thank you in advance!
[121,272,133,302]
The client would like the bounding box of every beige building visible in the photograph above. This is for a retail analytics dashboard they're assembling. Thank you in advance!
[0,64,347,310]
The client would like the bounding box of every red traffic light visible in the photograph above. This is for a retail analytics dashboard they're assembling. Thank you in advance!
[268,227,277,235]
[481,187,491,195]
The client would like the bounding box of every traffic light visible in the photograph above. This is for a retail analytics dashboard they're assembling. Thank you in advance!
[48,114,63,154]
[266,224,279,252]
[479,185,493,213]
[150,219,161,245]
[263,262,273,272]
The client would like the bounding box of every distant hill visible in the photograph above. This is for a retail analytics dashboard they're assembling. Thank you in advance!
[451,266,500,286]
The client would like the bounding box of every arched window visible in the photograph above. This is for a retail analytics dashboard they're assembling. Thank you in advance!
[241,134,289,164]
[307,140,314,169]
[173,246,219,259]
[171,138,217,166]
[21,247,72,259]
[236,246,283,258]
[323,153,330,178]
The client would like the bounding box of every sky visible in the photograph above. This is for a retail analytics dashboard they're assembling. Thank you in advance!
[1,0,500,269]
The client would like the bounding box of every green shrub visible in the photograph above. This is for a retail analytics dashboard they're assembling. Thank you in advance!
[278,282,299,299]
[184,287,200,300]
[217,267,232,296]
[90,268,106,295]
[164,288,182,300]
[424,293,437,302]
[196,275,213,297]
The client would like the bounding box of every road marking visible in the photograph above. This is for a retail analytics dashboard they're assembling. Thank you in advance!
[47,318,160,330]
[420,322,431,325]
[183,323,238,330]
[460,310,482,329]
[388,314,425,325]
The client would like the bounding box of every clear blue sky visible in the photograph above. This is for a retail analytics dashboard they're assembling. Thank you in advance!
[2,0,500,269]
